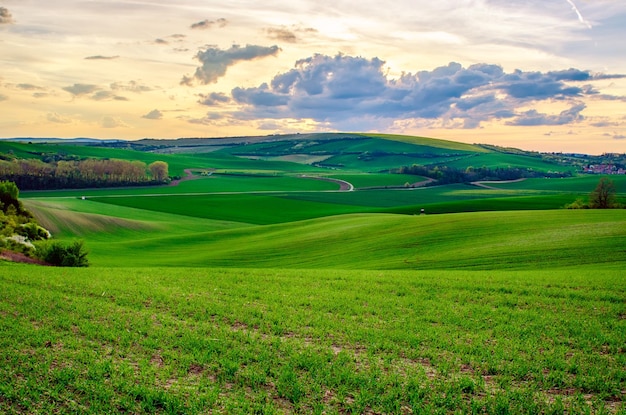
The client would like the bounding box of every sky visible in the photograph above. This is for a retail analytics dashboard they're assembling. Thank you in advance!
[1,0,626,154]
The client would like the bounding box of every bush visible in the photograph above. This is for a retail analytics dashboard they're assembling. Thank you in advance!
[17,222,51,241]
[38,240,89,267]
[564,198,589,209]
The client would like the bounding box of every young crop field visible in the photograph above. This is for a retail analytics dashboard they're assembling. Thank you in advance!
[1,266,624,414]
[443,152,574,172]
[87,193,371,226]
[480,176,626,192]
[316,174,429,189]
[22,198,626,270]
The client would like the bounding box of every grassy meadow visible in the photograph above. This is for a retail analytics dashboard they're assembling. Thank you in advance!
[1,266,624,414]
[2,134,626,413]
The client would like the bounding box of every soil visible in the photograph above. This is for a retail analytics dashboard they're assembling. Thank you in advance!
[0,249,50,266]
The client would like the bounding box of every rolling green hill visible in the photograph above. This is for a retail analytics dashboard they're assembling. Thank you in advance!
[4,133,626,414]
[2,132,573,175]
[22,197,626,270]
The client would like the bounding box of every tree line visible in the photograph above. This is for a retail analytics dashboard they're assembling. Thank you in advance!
[0,158,169,190]
[395,164,570,185]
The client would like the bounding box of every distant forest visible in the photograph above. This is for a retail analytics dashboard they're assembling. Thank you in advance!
[0,158,169,190]
[396,164,571,184]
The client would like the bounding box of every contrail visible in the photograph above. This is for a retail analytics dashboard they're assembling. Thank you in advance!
[565,0,592,29]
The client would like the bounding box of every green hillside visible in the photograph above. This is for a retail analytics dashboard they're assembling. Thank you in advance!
[3,133,626,414]
[22,197,626,269]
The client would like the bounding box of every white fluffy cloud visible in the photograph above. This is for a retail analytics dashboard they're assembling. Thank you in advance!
[209,54,625,130]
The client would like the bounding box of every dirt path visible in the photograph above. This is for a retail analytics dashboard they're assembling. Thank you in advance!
[411,178,436,188]
[470,178,527,190]
[169,169,212,186]
[300,175,354,191]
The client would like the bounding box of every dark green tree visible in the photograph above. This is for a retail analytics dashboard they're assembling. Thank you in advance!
[589,177,617,209]
[0,180,20,212]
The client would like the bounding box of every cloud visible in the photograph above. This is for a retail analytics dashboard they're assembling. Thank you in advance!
[0,94,7,102]
[506,103,586,126]
[101,116,128,128]
[501,68,591,99]
[0,7,14,24]
[154,38,168,45]
[219,53,624,130]
[182,44,281,85]
[590,120,621,128]
[264,26,319,44]
[16,83,46,92]
[63,84,99,96]
[565,0,592,29]
[47,112,72,124]
[198,92,231,106]
[91,91,128,101]
[266,28,298,43]
[61,82,152,101]
[110,81,152,93]
[142,109,163,120]
[85,55,120,60]
[190,18,228,30]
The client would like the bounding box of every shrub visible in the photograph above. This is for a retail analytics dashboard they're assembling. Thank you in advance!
[17,222,51,241]
[564,198,588,209]
[2,234,36,256]
[38,240,89,267]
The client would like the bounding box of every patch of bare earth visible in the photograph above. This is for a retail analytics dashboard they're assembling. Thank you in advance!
[0,249,49,265]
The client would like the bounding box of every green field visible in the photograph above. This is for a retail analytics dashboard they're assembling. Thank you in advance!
[1,266,624,414]
[2,134,626,413]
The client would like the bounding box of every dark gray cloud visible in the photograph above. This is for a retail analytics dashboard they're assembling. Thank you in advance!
[85,55,120,60]
[182,44,281,85]
[506,103,586,126]
[266,28,298,43]
[208,53,624,129]
[142,109,163,120]
[16,83,43,91]
[501,68,594,99]
[265,26,318,43]
[191,18,228,30]
[91,91,127,101]
[198,92,231,106]
[0,7,13,24]
[63,84,99,96]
